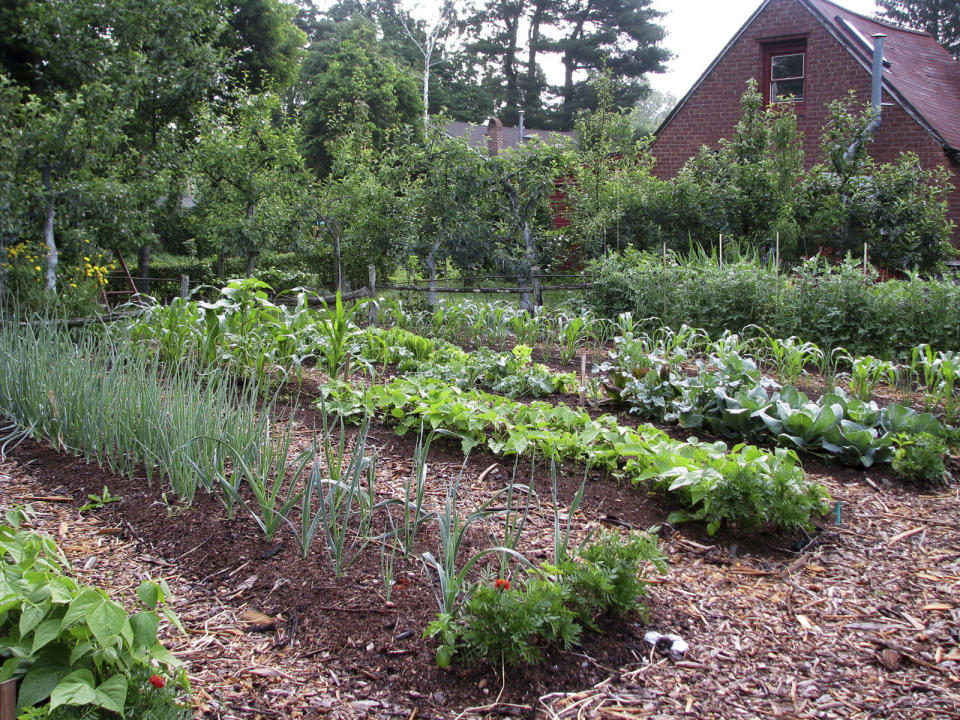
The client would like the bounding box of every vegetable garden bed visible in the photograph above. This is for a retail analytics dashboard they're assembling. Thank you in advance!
[4,429,959,719]
[2,290,959,718]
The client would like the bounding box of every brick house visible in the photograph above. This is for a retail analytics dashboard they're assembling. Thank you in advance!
[445,118,575,156]
[649,0,960,241]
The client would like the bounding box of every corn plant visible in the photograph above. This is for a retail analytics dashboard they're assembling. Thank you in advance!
[761,335,824,386]
[911,343,940,399]
[649,323,711,363]
[818,346,850,394]
[558,315,588,364]
[315,290,366,378]
[847,355,897,402]
[937,351,960,423]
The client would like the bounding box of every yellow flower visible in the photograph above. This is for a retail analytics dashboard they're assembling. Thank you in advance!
[34,265,41,272]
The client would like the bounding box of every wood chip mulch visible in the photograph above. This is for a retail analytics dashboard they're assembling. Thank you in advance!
[2,445,959,719]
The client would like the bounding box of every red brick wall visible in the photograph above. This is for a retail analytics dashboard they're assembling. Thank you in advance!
[650,0,960,243]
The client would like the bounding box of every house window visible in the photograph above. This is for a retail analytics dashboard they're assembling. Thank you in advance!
[762,40,806,104]
[771,53,804,101]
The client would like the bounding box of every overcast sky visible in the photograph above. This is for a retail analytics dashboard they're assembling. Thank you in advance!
[648,0,881,95]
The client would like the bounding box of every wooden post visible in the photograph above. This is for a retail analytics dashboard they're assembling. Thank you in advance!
[1,679,16,720]
[662,243,668,321]
[180,274,189,299]
[579,352,587,406]
[775,232,780,271]
[719,234,724,269]
[367,264,378,325]
[863,242,869,277]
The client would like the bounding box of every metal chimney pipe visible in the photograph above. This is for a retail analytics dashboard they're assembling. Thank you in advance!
[844,33,885,160]
[518,109,525,144]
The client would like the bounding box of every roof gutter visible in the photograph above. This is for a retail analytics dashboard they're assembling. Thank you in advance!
[844,33,885,160]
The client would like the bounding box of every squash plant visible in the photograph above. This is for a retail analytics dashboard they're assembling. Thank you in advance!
[0,517,187,717]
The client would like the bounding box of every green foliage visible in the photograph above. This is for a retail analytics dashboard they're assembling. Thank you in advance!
[315,290,367,378]
[322,374,829,534]
[877,0,959,58]
[218,0,306,93]
[77,487,119,514]
[603,325,945,469]
[453,577,580,666]
[0,523,188,718]
[426,529,666,668]
[558,529,667,627]
[131,279,321,384]
[357,327,575,397]
[585,250,960,357]
[892,432,952,485]
[300,31,422,177]
[0,317,273,505]
[189,92,311,275]
[582,84,952,273]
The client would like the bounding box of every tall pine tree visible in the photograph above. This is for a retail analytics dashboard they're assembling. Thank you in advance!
[877,0,959,58]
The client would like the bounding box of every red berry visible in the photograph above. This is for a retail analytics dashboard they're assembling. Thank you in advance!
[149,674,165,689]
[494,578,510,591]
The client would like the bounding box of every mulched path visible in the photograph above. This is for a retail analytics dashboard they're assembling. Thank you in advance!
[2,385,960,718]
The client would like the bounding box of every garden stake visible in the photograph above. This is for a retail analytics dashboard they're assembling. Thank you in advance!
[863,243,868,277]
[0,679,15,720]
[835,501,842,526]
[719,234,724,269]
[579,352,587,406]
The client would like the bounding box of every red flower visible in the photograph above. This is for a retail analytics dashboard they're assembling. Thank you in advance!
[494,578,510,591]
[149,674,165,689]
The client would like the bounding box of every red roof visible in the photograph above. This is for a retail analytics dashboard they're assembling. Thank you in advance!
[805,0,960,149]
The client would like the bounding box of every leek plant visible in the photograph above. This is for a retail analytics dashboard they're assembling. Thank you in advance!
[289,402,381,574]
[0,318,268,505]
[421,460,529,617]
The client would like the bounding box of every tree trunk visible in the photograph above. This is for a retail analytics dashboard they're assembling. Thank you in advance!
[422,60,431,127]
[425,235,442,306]
[244,201,257,277]
[560,2,591,126]
[42,160,57,292]
[216,252,225,279]
[522,222,541,311]
[333,232,342,292]
[501,177,540,314]
[503,6,523,113]
[137,244,151,295]
[525,0,548,111]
